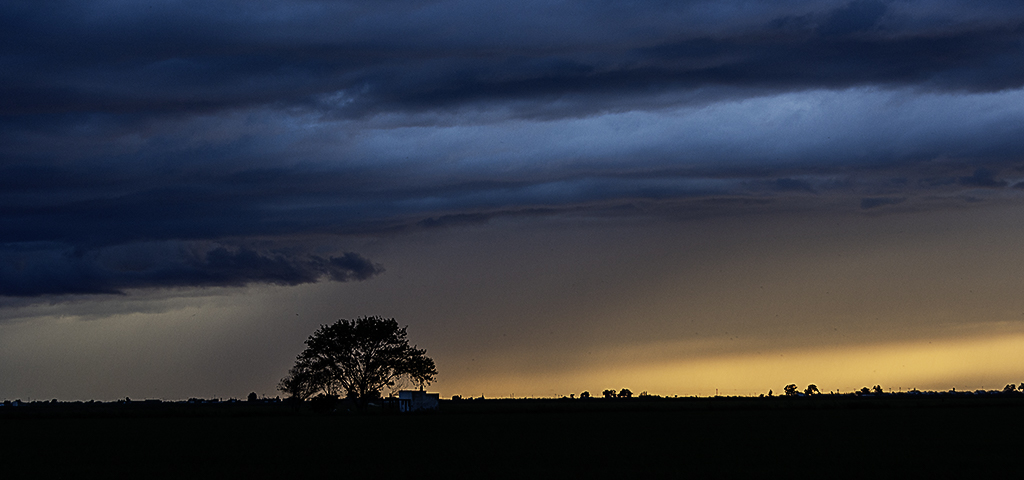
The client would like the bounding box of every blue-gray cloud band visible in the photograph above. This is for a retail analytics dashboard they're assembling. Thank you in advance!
[3,0,1024,297]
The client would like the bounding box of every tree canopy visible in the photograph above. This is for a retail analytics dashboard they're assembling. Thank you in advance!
[279,316,437,406]
[783,384,799,396]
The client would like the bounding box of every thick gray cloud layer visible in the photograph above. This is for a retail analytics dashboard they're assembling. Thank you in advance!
[3,0,1024,297]
[5,0,1024,115]
[0,243,382,296]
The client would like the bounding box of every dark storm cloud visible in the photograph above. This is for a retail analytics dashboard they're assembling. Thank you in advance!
[4,1,1024,117]
[816,0,888,36]
[0,242,383,297]
[4,0,1024,297]
[958,168,1008,188]
[860,196,906,209]
[773,178,817,193]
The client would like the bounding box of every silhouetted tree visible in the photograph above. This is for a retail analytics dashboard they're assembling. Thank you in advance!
[872,385,883,394]
[858,387,871,395]
[1004,384,1017,393]
[784,384,799,396]
[804,384,820,395]
[580,391,591,399]
[618,388,633,398]
[279,363,329,400]
[279,316,437,408]
[602,389,617,399]
[247,392,258,402]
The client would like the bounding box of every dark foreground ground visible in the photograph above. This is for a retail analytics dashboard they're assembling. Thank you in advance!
[4,395,1023,477]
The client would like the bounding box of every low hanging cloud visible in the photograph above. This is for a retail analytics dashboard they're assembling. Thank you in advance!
[0,243,383,297]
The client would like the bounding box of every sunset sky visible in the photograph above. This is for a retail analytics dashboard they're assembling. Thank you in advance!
[3,0,1024,401]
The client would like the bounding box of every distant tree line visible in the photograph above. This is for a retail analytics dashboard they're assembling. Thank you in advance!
[448,381,1024,401]
[765,382,1024,397]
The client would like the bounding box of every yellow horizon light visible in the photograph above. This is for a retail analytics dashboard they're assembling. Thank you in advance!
[435,332,1024,398]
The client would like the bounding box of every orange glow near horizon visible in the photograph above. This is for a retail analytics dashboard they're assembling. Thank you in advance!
[435,332,1024,398]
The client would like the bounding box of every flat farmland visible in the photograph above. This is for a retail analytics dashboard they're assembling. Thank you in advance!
[3,396,1022,477]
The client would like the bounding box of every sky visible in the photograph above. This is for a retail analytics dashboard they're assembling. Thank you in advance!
[3,0,1024,401]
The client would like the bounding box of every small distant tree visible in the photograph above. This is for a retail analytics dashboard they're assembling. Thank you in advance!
[783,384,799,396]
[1004,384,1017,393]
[872,385,883,394]
[247,392,258,402]
[804,384,820,395]
[858,387,871,395]
[618,388,633,398]
[602,389,617,399]
[580,391,591,399]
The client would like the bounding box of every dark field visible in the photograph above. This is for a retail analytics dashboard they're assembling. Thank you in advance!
[4,396,1023,477]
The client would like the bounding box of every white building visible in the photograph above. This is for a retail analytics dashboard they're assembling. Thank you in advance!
[397,390,439,412]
